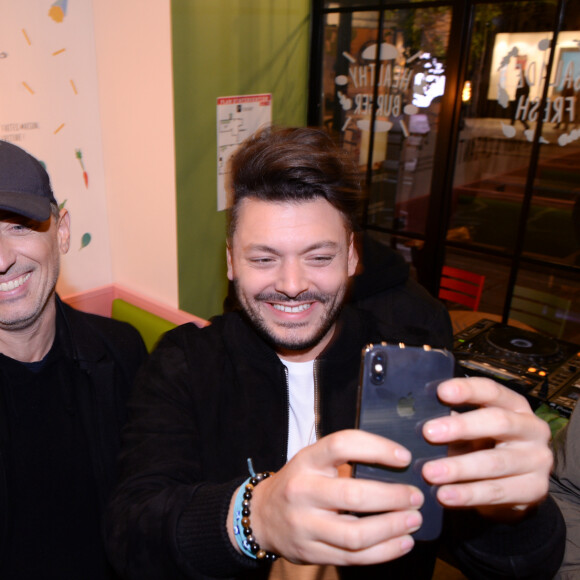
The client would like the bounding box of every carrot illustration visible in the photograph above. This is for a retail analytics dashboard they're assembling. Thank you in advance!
[75,149,89,188]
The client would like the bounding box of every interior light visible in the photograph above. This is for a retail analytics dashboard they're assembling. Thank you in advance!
[462,80,472,103]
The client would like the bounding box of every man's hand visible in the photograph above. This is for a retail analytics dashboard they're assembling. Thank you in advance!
[422,376,552,518]
[228,430,424,566]
[227,377,552,566]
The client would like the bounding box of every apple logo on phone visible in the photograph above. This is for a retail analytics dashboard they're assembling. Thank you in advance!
[397,393,415,418]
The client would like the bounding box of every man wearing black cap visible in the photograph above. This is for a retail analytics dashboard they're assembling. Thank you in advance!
[0,141,147,579]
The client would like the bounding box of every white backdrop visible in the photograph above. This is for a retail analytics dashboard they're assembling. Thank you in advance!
[0,0,112,295]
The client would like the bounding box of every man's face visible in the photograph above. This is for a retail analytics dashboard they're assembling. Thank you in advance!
[227,198,358,361]
[0,209,70,332]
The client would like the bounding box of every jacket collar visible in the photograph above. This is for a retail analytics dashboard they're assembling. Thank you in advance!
[55,295,108,365]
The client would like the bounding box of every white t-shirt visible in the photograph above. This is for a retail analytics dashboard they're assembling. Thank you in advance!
[281,358,316,461]
[272,358,339,580]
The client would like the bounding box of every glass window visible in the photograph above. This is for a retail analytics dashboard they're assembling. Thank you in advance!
[510,268,580,343]
[446,0,579,341]
[315,0,579,342]
[449,1,559,256]
[525,24,580,267]
[322,7,452,235]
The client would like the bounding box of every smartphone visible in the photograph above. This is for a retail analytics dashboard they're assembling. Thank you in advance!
[353,342,455,541]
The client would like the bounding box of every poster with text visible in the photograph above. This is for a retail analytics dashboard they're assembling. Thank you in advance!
[216,93,272,210]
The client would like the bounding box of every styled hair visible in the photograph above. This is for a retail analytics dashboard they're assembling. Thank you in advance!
[226,126,363,240]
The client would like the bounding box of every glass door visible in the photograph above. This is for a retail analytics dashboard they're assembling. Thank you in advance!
[320,5,452,244]
[447,0,580,341]
[312,0,580,342]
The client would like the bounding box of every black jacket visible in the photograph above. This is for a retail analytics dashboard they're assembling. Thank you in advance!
[349,234,454,348]
[106,306,564,580]
[0,297,147,576]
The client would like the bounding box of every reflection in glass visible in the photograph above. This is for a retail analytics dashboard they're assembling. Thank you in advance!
[319,0,579,342]
[450,3,558,255]
[510,268,580,343]
[526,23,580,266]
[322,8,451,236]
[448,0,580,268]
[446,0,579,342]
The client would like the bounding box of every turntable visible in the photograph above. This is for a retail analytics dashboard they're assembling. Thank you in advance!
[453,319,580,417]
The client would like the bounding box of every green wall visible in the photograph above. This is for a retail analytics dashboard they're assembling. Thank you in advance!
[171,0,311,319]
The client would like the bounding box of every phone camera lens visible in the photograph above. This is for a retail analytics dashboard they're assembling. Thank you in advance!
[370,353,386,385]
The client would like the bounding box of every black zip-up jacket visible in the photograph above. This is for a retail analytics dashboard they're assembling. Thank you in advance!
[106,306,564,580]
[0,296,147,577]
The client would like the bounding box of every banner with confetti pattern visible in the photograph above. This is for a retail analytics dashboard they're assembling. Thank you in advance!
[0,0,112,294]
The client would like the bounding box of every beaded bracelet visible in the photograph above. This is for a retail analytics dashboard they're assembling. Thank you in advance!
[233,471,278,561]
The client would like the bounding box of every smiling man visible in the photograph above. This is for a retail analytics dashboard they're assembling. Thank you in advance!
[0,210,63,329]
[106,127,564,580]
[0,141,147,579]
[227,197,357,360]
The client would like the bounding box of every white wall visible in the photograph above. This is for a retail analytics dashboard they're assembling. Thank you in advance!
[92,0,179,308]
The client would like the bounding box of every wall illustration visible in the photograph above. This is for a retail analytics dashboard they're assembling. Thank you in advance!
[48,0,68,23]
[0,0,111,295]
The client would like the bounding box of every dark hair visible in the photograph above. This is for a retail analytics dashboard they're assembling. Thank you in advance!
[226,126,363,239]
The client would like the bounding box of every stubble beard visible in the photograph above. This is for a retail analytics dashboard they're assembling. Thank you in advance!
[234,283,345,353]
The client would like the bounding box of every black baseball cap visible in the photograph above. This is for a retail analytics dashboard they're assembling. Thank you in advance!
[0,140,57,221]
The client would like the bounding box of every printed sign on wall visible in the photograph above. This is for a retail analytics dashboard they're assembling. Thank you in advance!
[216,93,272,210]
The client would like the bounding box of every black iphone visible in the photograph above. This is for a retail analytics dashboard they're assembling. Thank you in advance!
[353,342,455,541]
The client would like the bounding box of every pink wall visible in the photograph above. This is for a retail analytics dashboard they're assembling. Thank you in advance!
[62,284,208,327]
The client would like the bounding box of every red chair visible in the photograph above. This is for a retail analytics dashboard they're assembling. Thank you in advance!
[438,265,485,311]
